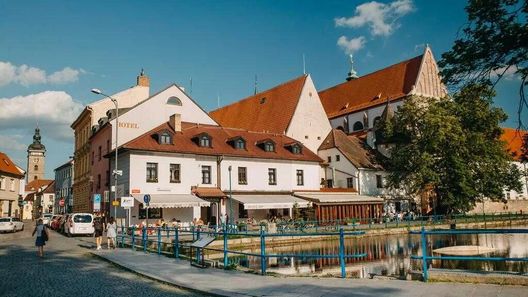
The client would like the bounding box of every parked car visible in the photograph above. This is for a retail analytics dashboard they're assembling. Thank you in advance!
[50,215,62,230]
[0,217,24,233]
[42,213,53,226]
[65,213,94,236]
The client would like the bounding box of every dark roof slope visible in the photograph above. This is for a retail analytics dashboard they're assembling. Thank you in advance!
[319,129,382,169]
[209,75,307,134]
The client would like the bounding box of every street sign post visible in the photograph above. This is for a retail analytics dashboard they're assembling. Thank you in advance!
[143,194,151,227]
[93,194,101,213]
[121,197,134,208]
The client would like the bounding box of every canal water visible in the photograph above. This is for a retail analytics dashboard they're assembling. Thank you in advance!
[216,226,528,278]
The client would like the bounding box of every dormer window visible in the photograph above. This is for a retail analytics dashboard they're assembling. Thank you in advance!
[193,133,212,147]
[160,132,172,144]
[256,139,276,152]
[285,142,302,154]
[227,136,246,150]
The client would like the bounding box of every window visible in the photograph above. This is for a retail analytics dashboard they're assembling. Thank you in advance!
[376,175,383,188]
[97,174,101,190]
[296,170,304,186]
[146,163,158,183]
[170,164,181,183]
[91,151,94,165]
[317,136,321,140]
[268,168,277,185]
[106,139,110,153]
[235,139,245,150]
[353,121,364,131]
[98,146,102,161]
[166,96,182,106]
[202,165,211,184]
[373,116,382,127]
[199,136,211,147]
[326,179,333,188]
[34,165,38,171]
[238,167,247,185]
[327,156,331,163]
[160,132,172,144]
[347,177,354,189]
[264,142,275,152]
[291,145,302,154]
[336,155,340,162]
[139,204,163,219]
[305,135,309,139]
[0,177,4,190]
[105,170,110,186]
[10,179,15,191]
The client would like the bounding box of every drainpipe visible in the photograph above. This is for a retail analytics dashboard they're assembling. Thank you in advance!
[216,155,224,226]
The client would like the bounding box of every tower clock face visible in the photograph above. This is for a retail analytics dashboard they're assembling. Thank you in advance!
[33,158,39,164]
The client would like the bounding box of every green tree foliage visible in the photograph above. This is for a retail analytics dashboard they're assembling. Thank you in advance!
[439,0,528,127]
[383,84,522,214]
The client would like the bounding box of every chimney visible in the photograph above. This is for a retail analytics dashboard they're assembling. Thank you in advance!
[136,68,150,87]
[169,114,181,132]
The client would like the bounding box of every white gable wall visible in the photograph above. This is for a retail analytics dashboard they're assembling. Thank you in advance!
[90,85,150,127]
[287,75,332,153]
[110,85,218,149]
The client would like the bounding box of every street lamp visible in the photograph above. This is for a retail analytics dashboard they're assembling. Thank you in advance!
[91,88,120,220]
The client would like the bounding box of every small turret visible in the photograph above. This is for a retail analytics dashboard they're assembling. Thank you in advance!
[346,54,359,81]
[28,127,46,152]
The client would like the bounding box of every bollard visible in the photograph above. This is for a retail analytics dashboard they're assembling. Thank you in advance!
[132,226,136,251]
[143,226,147,253]
[192,225,195,241]
[174,227,179,259]
[196,228,201,263]
[339,227,346,278]
[223,227,228,269]
[121,225,125,248]
[260,229,267,275]
[157,227,161,255]
[420,227,428,282]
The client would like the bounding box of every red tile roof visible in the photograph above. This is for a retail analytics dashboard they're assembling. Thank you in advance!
[319,55,423,119]
[319,129,381,169]
[209,75,307,134]
[25,179,54,192]
[0,151,24,178]
[501,128,527,161]
[121,122,323,163]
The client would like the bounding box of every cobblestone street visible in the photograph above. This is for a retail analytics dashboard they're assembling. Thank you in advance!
[0,224,205,297]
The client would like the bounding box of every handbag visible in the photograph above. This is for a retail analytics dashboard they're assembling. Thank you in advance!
[41,227,48,241]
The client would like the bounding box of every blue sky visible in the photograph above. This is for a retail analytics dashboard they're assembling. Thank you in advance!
[0,0,523,178]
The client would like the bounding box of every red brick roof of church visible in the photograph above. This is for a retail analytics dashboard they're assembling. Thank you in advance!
[319,55,423,119]
[209,75,307,134]
[0,151,24,178]
[120,121,323,163]
[501,128,527,162]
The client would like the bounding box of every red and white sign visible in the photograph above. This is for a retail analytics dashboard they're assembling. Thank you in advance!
[59,199,65,207]
[131,189,141,194]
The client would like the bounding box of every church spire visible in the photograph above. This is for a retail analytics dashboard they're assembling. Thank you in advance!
[28,127,46,152]
[346,54,359,81]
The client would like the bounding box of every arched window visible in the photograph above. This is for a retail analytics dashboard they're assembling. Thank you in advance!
[159,132,172,144]
[264,142,275,152]
[336,126,345,132]
[166,96,182,106]
[34,165,38,171]
[199,136,211,147]
[353,121,364,131]
[291,144,302,154]
[234,139,245,150]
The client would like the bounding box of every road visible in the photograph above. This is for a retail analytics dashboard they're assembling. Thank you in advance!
[0,221,206,297]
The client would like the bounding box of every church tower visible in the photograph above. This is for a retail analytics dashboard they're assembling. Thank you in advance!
[27,127,46,182]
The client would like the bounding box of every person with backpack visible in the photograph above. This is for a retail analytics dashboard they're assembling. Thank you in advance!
[32,218,49,257]
[93,215,104,250]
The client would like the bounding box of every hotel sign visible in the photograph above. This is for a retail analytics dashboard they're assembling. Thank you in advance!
[118,122,139,129]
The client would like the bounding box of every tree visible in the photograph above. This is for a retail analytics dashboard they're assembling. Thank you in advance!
[439,0,528,127]
[382,84,522,214]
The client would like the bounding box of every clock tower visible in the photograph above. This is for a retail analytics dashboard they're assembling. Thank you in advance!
[27,127,46,182]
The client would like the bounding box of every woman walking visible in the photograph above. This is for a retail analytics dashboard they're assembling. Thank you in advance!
[93,216,104,250]
[32,219,49,257]
[106,217,117,249]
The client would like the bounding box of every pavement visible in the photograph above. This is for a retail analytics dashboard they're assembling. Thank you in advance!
[0,222,204,297]
[92,246,528,297]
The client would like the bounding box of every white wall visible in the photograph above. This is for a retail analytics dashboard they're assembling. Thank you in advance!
[329,100,404,133]
[286,75,332,153]
[90,85,150,127]
[504,161,528,200]
[110,85,218,149]
[359,170,386,196]
[318,148,359,189]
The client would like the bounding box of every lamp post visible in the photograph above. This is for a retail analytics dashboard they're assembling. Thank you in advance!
[228,165,233,225]
[91,89,119,220]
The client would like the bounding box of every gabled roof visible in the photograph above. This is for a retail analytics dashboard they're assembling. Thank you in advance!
[120,122,322,163]
[25,179,54,192]
[319,129,382,169]
[209,75,307,134]
[42,181,55,194]
[319,55,422,119]
[501,128,527,162]
[0,152,24,178]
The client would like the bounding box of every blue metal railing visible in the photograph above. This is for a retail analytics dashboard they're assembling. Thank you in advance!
[410,227,528,282]
[118,225,366,278]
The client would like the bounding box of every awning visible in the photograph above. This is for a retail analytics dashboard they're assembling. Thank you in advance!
[132,194,210,208]
[232,195,310,210]
[193,187,226,198]
[294,192,384,205]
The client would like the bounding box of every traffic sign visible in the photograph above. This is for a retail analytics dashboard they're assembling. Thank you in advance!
[143,194,151,205]
[93,194,101,212]
[112,200,120,206]
[59,199,65,207]
[121,196,134,208]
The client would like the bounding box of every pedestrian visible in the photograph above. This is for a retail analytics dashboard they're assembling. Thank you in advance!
[93,216,104,250]
[32,218,49,257]
[106,217,117,249]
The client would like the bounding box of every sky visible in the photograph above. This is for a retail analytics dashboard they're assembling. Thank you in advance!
[0,0,524,178]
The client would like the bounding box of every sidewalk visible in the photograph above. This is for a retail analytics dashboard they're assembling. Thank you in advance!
[91,249,527,297]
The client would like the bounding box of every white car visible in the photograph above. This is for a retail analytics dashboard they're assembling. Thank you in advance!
[42,213,53,226]
[66,213,94,236]
[0,217,24,233]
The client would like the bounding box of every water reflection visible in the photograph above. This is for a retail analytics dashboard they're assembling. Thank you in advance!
[210,226,528,278]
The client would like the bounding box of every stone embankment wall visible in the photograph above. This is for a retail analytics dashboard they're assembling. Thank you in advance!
[468,200,528,214]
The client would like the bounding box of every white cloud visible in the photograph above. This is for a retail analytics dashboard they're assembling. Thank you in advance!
[0,61,84,87]
[0,135,26,151]
[491,65,521,81]
[0,91,84,142]
[335,0,414,36]
[337,36,366,55]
